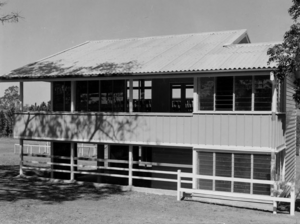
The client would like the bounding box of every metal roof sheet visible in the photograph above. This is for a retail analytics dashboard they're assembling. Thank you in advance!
[1,29,279,80]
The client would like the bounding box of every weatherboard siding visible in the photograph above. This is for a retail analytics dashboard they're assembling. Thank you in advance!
[284,75,297,182]
[14,112,284,150]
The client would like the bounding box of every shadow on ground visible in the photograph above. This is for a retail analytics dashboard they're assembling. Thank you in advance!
[0,165,124,204]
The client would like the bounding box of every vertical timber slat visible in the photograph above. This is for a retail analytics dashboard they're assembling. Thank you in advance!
[19,139,23,175]
[192,149,197,189]
[128,145,133,187]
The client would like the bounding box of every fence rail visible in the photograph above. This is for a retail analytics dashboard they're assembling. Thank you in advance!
[177,170,296,216]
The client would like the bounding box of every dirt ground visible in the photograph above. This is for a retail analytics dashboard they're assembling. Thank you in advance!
[0,138,299,224]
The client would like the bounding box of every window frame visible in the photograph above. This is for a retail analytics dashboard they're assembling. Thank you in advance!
[197,150,271,195]
[197,75,273,112]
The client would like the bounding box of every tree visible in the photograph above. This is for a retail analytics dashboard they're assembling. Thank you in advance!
[0,2,21,24]
[267,0,300,102]
[0,86,20,111]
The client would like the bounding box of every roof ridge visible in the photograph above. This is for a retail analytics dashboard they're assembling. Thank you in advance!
[225,41,282,47]
[89,29,248,43]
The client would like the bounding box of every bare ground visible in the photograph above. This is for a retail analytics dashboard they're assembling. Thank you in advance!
[0,138,299,224]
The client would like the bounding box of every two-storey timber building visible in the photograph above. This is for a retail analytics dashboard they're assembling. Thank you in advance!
[0,30,297,205]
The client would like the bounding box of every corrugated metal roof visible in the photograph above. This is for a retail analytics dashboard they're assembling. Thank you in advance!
[1,29,279,80]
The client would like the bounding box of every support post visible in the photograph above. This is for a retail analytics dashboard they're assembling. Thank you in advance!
[271,71,277,122]
[50,82,53,111]
[193,77,198,113]
[71,81,76,112]
[19,82,24,112]
[129,79,133,113]
[290,183,295,216]
[70,142,75,181]
[50,142,54,179]
[271,152,277,214]
[104,145,109,167]
[128,145,133,187]
[192,149,197,189]
[177,169,181,201]
[19,139,23,176]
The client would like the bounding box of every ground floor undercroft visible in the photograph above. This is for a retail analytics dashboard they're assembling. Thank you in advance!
[18,140,281,197]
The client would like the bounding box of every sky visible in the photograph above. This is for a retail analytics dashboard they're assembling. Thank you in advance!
[0,0,294,105]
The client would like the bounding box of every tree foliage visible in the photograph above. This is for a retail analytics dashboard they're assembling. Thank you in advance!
[0,2,21,24]
[0,85,20,111]
[267,0,300,102]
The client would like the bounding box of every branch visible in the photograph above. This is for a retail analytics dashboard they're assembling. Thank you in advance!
[0,12,21,24]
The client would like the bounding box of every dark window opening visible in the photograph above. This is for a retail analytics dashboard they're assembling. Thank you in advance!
[170,83,193,112]
[215,77,233,111]
[235,76,252,111]
[254,76,272,111]
[199,77,214,110]
[53,81,71,112]
[127,80,152,112]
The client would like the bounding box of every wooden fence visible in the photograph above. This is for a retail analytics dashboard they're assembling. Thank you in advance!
[21,153,192,185]
[177,170,296,216]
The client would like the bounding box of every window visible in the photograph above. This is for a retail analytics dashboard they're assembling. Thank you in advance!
[170,83,193,112]
[76,80,126,112]
[198,151,271,195]
[101,80,126,112]
[216,77,233,111]
[198,75,272,111]
[254,76,272,111]
[199,77,214,110]
[76,81,100,112]
[53,81,71,111]
[127,80,152,112]
[235,76,252,111]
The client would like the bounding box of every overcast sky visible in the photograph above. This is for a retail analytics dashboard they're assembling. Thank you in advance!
[0,0,293,105]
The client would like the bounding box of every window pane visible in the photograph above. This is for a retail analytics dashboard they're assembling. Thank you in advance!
[235,76,252,111]
[113,80,125,112]
[172,88,181,98]
[76,81,88,112]
[215,153,231,177]
[216,77,233,111]
[198,152,213,190]
[254,76,272,111]
[185,86,193,98]
[64,82,71,111]
[234,154,251,179]
[199,77,214,110]
[234,154,251,194]
[171,85,181,112]
[253,154,270,195]
[215,153,231,192]
[101,80,113,112]
[53,82,64,111]
[88,81,99,112]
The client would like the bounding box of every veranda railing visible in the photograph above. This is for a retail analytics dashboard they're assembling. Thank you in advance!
[177,170,296,216]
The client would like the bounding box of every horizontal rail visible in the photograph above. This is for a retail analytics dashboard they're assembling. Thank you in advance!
[22,166,70,173]
[73,171,128,178]
[179,187,294,203]
[132,175,192,184]
[132,161,192,168]
[132,168,178,175]
[180,172,274,185]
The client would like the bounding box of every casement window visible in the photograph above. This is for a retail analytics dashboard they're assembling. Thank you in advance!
[127,80,152,112]
[198,75,272,111]
[76,81,100,112]
[170,83,193,112]
[198,151,271,195]
[76,80,126,112]
[101,80,126,112]
[53,81,71,111]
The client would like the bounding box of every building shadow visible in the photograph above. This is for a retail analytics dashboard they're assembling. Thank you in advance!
[0,165,125,204]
